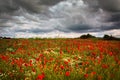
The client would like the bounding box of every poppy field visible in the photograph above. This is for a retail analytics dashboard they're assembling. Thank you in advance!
[0,38,120,80]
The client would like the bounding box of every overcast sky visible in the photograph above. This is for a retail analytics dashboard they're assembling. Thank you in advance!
[0,0,120,38]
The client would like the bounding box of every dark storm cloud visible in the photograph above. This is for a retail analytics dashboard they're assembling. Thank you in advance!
[107,13,120,22]
[15,28,53,33]
[114,22,120,27]
[66,23,120,33]
[39,0,64,5]
[84,0,99,9]
[0,0,18,13]
[0,19,9,27]
[0,13,12,21]
[68,24,92,32]
[97,0,120,32]
[83,0,120,32]
[0,0,64,13]
[0,0,64,30]
[101,25,120,31]
[98,0,120,12]
[0,0,120,38]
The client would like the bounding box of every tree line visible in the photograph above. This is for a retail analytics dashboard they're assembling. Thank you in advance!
[0,34,120,40]
[79,34,120,40]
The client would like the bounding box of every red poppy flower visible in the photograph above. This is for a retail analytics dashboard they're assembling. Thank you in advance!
[84,74,89,78]
[65,71,70,76]
[102,64,109,69]
[36,73,45,80]
[60,65,64,70]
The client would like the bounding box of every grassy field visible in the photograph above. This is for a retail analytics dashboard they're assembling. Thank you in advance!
[0,38,120,80]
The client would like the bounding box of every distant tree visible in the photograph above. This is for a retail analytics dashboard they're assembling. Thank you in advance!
[0,37,11,39]
[103,34,119,40]
[103,34,110,39]
[80,34,96,39]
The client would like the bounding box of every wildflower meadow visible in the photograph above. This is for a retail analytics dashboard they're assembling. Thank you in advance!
[0,38,120,80]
